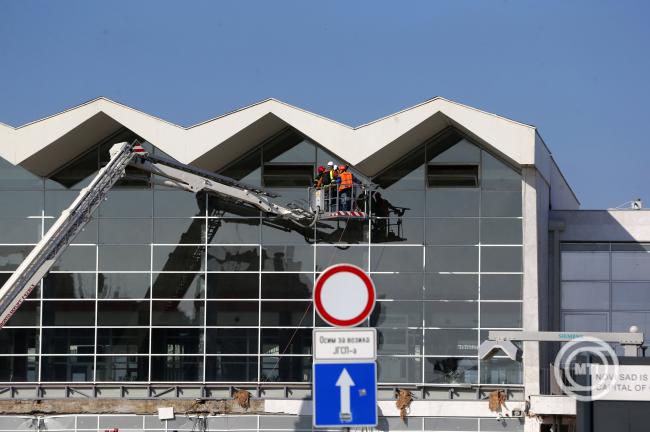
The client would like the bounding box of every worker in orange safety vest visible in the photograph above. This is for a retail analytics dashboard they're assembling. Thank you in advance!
[337,165,354,211]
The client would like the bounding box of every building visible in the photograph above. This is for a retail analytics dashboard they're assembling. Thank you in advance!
[0,97,646,431]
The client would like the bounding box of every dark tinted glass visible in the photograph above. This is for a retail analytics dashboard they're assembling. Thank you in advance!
[377,356,422,383]
[370,302,423,328]
[4,300,39,326]
[41,356,94,382]
[151,273,203,300]
[481,246,522,272]
[98,273,150,299]
[481,152,521,191]
[206,328,258,354]
[96,356,149,381]
[207,246,259,271]
[372,273,423,300]
[151,356,202,381]
[261,246,313,271]
[426,218,479,245]
[481,274,522,300]
[261,273,312,299]
[481,191,522,217]
[206,301,258,326]
[426,189,480,217]
[370,246,423,272]
[207,273,258,299]
[261,301,312,327]
[480,218,522,245]
[373,147,424,190]
[0,218,41,243]
[151,301,204,326]
[263,164,314,187]
[425,274,478,300]
[424,302,478,328]
[425,329,478,356]
[99,245,150,271]
[153,190,203,217]
[206,356,257,382]
[0,246,33,271]
[210,218,260,244]
[52,245,95,271]
[46,147,98,189]
[260,329,312,354]
[44,273,96,299]
[370,217,420,244]
[219,148,262,186]
[154,218,205,244]
[42,328,95,354]
[481,302,522,328]
[0,191,42,217]
[0,329,39,354]
[153,246,205,272]
[0,356,38,382]
[97,301,150,326]
[98,218,152,244]
[425,357,477,384]
[316,246,368,272]
[100,190,152,217]
[43,301,94,326]
[0,155,42,190]
[377,329,423,355]
[260,356,311,382]
[427,165,478,187]
[480,358,522,384]
[97,328,149,354]
[152,328,204,354]
[425,246,478,273]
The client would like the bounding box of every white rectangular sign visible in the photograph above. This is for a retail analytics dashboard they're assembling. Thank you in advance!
[592,365,650,401]
[313,328,376,361]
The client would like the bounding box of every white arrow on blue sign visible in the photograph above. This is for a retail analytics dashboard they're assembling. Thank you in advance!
[313,362,377,428]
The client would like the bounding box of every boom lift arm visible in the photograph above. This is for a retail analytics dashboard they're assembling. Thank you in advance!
[0,141,323,328]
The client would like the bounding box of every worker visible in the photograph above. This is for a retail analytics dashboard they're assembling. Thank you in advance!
[337,165,354,211]
[314,166,325,188]
[325,162,338,211]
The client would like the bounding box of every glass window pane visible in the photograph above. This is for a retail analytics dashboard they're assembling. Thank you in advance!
[377,356,422,383]
[426,218,478,245]
[425,274,477,300]
[426,189,479,217]
[0,155,42,189]
[210,218,260,244]
[153,190,203,217]
[316,246,368,272]
[43,301,94,326]
[206,301,258,326]
[480,358,522,384]
[377,328,422,355]
[97,301,150,326]
[373,273,423,300]
[96,356,148,381]
[97,328,149,354]
[425,302,478,328]
[481,247,522,272]
[45,217,97,244]
[0,218,41,243]
[425,418,478,432]
[207,273,257,299]
[207,246,259,271]
[429,138,480,163]
[264,135,314,164]
[481,302,522,328]
[370,246,423,272]
[41,356,94,382]
[42,328,94,354]
[263,220,314,245]
[373,189,425,217]
[218,148,262,186]
[261,273,312,299]
[370,301,423,328]
[425,329,478,356]
[561,252,610,280]
[261,245,313,271]
[99,218,152,244]
[562,282,609,310]
[481,191,521,217]
[612,312,650,338]
[480,218,522,245]
[613,282,650,310]
[373,147,425,191]
[425,357,477,384]
[99,245,150,271]
[4,300,39,326]
[260,356,311,382]
[151,301,204,326]
[207,328,258,354]
[426,246,478,273]
[481,152,521,191]
[100,190,152,217]
[206,356,257,382]
[45,190,78,216]
[563,313,608,332]
[99,273,151,299]
[0,329,39,354]
[481,274,522,300]
[612,252,650,280]
[152,273,203,299]
[0,191,43,217]
[52,245,95,271]
[371,217,421,245]
[44,273,96,299]
[0,356,38,382]
[153,245,205,272]
[260,329,312,355]
[152,328,204,354]
[154,218,205,244]
[261,301,312,327]
[0,245,33,271]
[151,356,203,381]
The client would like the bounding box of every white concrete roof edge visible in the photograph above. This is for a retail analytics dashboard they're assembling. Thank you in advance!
[0,96,577,207]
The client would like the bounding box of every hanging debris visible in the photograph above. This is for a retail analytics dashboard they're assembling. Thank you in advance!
[395,389,414,421]
[488,390,507,412]
[233,389,251,410]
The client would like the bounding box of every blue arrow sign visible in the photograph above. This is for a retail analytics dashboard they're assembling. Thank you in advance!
[313,362,377,428]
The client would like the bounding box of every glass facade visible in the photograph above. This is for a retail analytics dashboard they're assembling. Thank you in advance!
[0,128,523,385]
[561,243,650,352]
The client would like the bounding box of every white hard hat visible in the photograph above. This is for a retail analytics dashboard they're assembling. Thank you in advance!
[327,161,334,166]
[333,165,338,170]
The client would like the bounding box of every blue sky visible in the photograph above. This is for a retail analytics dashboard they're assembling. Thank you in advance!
[1,0,648,208]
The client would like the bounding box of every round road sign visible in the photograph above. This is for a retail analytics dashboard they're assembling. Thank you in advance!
[314,264,376,327]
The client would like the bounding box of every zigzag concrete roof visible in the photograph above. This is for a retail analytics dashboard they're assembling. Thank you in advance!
[0,96,578,208]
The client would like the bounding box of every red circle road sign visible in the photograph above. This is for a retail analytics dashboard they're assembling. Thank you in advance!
[314,264,376,327]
